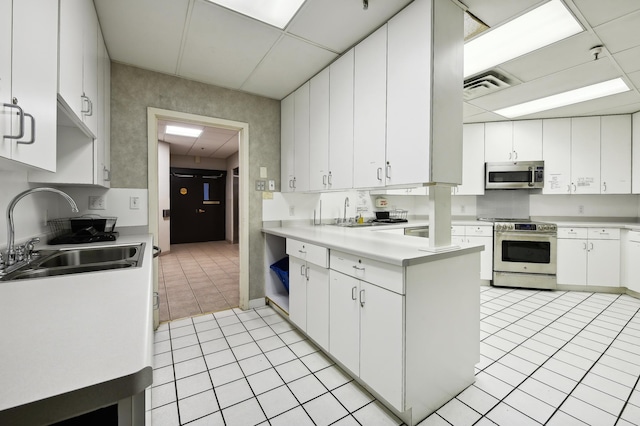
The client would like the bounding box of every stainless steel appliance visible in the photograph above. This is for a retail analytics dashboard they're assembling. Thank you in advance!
[485,161,544,189]
[493,220,557,289]
[404,226,429,238]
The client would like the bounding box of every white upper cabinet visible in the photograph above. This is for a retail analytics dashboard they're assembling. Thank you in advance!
[281,93,295,192]
[309,69,330,192]
[542,118,571,194]
[571,116,601,194]
[293,82,310,192]
[329,49,355,190]
[386,0,463,187]
[634,112,640,194]
[353,25,387,189]
[455,123,485,195]
[484,122,513,162]
[485,120,542,162]
[600,115,631,194]
[1,0,58,172]
[59,0,100,137]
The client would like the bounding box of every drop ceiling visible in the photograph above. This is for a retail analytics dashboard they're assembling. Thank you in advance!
[94,0,640,125]
[157,120,239,159]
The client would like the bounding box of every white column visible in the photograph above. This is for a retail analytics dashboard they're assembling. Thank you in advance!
[428,184,453,249]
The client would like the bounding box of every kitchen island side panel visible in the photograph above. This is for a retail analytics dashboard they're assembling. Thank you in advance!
[404,251,480,424]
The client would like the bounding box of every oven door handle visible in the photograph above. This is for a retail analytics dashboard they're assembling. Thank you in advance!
[528,167,534,187]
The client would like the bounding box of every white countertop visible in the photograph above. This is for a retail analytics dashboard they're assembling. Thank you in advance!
[263,223,483,266]
[0,234,154,424]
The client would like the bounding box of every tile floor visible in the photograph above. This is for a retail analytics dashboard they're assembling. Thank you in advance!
[158,242,239,322]
[150,286,640,426]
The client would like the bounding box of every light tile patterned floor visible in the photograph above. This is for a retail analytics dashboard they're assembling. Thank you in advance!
[158,242,239,322]
[150,286,640,425]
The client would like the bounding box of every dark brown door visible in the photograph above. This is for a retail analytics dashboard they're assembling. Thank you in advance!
[170,168,226,244]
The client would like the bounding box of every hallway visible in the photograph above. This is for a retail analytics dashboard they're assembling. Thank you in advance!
[158,241,240,322]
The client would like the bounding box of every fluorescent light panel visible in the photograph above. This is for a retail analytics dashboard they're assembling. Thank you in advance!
[494,78,630,118]
[464,0,583,78]
[205,0,305,29]
[166,125,203,138]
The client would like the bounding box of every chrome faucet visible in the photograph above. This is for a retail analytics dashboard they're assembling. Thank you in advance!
[343,197,350,223]
[5,187,78,267]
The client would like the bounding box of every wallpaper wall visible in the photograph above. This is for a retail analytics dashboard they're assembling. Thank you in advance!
[110,63,281,300]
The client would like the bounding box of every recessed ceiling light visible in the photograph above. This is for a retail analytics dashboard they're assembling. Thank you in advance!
[464,0,583,78]
[205,0,305,29]
[494,78,630,118]
[166,125,203,138]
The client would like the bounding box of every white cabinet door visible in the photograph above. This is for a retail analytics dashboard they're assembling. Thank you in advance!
[359,281,404,410]
[571,116,600,194]
[309,69,330,191]
[484,122,513,162]
[456,123,484,195]
[10,0,58,171]
[293,83,310,192]
[329,270,360,375]
[329,49,354,190]
[626,236,640,293]
[600,115,631,194]
[58,0,84,120]
[0,0,11,161]
[557,239,587,285]
[467,235,493,281]
[97,32,111,187]
[633,113,640,194]
[306,264,330,351]
[512,120,542,161]
[588,240,620,287]
[386,0,431,186]
[289,256,307,332]
[82,1,99,136]
[281,93,295,192]
[542,118,571,194]
[353,24,387,189]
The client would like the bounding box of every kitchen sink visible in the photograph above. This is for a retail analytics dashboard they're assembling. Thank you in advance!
[333,222,374,228]
[0,243,145,281]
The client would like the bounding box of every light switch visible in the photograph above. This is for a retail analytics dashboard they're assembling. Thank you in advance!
[260,167,267,178]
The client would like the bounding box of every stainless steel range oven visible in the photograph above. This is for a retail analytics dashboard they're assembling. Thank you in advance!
[493,220,557,290]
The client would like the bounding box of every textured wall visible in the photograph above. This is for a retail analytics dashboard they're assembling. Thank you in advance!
[111,63,281,300]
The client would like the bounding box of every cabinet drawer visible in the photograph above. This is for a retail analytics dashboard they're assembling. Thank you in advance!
[557,227,588,239]
[451,225,465,236]
[588,228,620,240]
[330,250,404,294]
[465,225,492,237]
[286,239,328,268]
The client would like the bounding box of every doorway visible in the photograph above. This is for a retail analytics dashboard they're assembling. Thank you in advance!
[170,168,227,244]
[147,107,250,328]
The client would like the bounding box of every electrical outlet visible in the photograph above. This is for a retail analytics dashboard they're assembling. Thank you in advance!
[268,180,275,191]
[130,196,140,210]
[578,205,584,214]
[255,180,266,191]
[88,195,106,210]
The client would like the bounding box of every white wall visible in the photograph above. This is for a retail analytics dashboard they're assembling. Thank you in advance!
[226,152,239,243]
[530,193,639,218]
[170,154,227,170]
[62,187,149,227]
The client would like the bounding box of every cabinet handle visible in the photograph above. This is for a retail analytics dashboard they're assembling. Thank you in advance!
[323,175,327,185]
[153,291,160,310]
[603,182,607,192]
[87,98,94,117]
[353,265,365,272]
[359,289,365,307]
[514,151,518,160]
[104,166,111,181]
[571,183,577,193]
[589,242,594,251]
[300,265,306,276]
[508,152,512,160]
[583,242,587,250]
[567,185,571,193]
[298,249,306,254]
[81,95,91,114]
[305,266,309,279]
[328,172,332,185]
[351,286,357,300]
[386,163,391,179]
[292,177,296,189]
[17,113,35,145]
[2,101,25,140]
[376,167,382,181]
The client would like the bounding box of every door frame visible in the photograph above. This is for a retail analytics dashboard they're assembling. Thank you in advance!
[147,107,250,324]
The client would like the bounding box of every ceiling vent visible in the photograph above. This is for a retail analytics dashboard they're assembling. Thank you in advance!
[463,70,512,101]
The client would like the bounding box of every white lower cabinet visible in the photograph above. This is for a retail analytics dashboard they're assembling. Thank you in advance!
[451,225,493,280]
[286,239,329,350]
[624,231,640,293]
[329,269,403,409]
[557,227,620,287]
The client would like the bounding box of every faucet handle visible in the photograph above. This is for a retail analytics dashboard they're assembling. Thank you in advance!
[25,237,40,260]
[15,245,25,262]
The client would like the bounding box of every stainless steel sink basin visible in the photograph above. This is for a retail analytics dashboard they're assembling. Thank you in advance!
[0,243,145,281]
[34,245,141,268]
[333,222,374,228]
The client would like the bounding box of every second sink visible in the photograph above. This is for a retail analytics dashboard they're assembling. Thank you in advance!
[35,245,141,268]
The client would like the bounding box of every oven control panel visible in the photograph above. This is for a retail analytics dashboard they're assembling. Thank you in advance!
[494,222,557,232]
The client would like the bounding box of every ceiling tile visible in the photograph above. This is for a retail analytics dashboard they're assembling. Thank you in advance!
[613,46,640,74]
[94,0,189,75]
[287,0,412,52]
[468,58,620,112]
[179,1,282,90]
[498,32,600,82]
[628,70,640,90]
[241,34,338,99]
[593,10,640,54]
[521,90,640,118]
[572,0,640,27]
[463,111,507,123]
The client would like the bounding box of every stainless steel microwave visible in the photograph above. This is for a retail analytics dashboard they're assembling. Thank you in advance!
[485,161,544,189]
